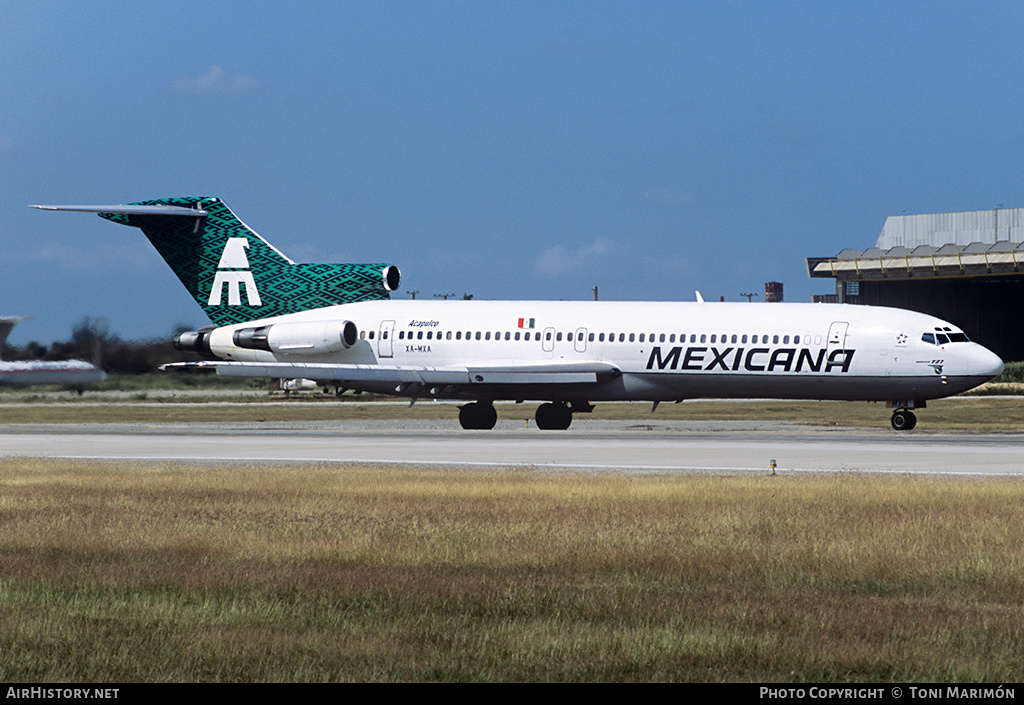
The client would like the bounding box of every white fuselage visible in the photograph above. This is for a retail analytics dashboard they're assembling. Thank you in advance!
[0,360,106,388]
[201,300,1003,404]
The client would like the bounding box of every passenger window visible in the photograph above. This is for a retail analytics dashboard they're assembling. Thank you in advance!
[741,335,748,343]
[599,333,605,342]
[710,335,716,343]
[772,335,779,344]
[783,335,789,344]
[731,335,737,343]
[475,332,481,340]
[639,334,645,343]
[794,335,800,344]
[556,332,563,342]
[505,332,511,341]
[456,331,462,340]
[629,333,635,343]
[589,333,595,342]
[700,334,706,343]
[669,334,676,343]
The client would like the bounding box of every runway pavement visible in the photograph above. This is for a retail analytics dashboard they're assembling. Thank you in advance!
[3,419,1024,476]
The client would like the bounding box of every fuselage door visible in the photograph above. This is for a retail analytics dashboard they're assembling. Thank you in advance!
[827,321,849,353]
[378,320,395,358]
[574,327,588,353]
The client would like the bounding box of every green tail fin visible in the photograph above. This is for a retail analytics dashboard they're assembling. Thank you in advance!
[97,197,399,326]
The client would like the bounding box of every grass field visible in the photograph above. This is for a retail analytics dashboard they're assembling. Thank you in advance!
[2,459,1023,682]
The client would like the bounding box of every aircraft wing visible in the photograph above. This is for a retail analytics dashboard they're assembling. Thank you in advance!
[161,360,620,387]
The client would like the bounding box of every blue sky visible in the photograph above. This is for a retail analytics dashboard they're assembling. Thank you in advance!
[3,1,1024,345]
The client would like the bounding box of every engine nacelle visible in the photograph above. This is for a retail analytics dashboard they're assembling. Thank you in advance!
[233,320,358,355]
[172,328,214,357]
[383,265,401,292]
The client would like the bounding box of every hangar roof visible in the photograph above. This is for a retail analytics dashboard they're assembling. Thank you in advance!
[808,207,1024,281]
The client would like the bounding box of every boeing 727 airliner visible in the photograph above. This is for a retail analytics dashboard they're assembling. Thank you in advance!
[0,317,105,390]
[33,197,1004,430]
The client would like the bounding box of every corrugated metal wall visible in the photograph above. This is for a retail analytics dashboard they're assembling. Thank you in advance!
[876,208,1024,248]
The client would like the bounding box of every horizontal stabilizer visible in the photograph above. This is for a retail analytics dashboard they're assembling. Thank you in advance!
[30,204,207,216]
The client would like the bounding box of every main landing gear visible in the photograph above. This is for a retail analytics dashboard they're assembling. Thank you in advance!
[534,402,573,430]
[459,401,498,430]
[458,400,591,430]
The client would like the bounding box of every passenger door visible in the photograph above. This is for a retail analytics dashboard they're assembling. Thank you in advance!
[378,320,395,358]
[827,321,849,353]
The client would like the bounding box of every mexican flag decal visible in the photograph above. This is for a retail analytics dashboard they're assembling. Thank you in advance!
[517,317,535,329]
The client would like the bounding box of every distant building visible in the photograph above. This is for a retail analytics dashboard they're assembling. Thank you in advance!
[807,207,1024,361]
[764,281,783,303]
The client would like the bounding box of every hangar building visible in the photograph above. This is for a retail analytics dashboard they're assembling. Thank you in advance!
[806,208,1024,362]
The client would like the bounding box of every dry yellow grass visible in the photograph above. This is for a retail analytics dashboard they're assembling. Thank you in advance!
[1,458,1023,681]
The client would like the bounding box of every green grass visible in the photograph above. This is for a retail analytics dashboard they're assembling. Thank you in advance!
[1,459,1023,682]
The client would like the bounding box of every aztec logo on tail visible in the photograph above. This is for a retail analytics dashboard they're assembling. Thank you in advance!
[209,238,261,307]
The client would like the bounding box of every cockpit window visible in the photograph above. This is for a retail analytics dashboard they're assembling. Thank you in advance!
[922,331,970,345]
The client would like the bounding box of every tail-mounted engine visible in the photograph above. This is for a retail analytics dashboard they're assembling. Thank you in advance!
[231,320,358,355]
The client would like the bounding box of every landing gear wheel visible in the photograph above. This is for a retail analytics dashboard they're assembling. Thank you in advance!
[535,402,572,430]
[459,402,497,430]
[890,410,917,431]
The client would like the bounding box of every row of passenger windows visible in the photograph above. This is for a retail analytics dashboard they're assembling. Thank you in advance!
[359,328,820,345]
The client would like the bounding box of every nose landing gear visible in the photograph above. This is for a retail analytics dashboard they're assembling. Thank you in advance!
[890,409,917,431]
[889,399,923,431]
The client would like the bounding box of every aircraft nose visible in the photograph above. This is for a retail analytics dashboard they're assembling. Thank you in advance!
[968,345,1004,379]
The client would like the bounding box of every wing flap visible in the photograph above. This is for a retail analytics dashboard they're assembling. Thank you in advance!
[162,360,617,386]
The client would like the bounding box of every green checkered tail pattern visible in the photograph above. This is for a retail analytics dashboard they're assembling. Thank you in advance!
[99,197,398,327]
